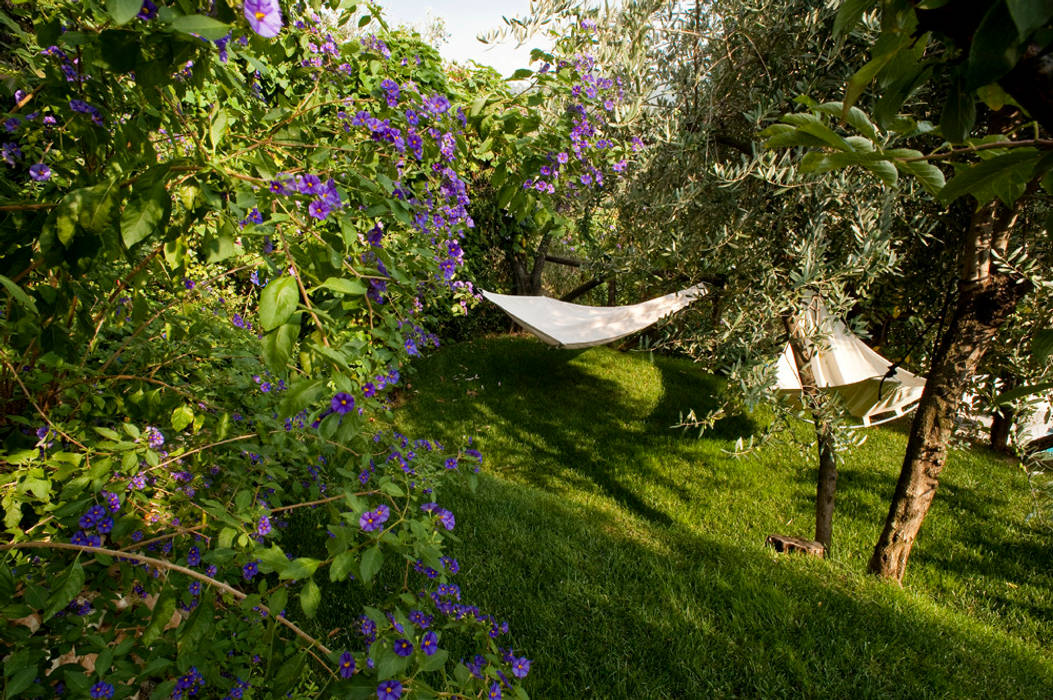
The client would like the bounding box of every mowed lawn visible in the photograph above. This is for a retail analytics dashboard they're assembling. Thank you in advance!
[380,335,1053,698]
[274,333,1053,697]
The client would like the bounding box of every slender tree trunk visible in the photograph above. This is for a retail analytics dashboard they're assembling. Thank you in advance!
[868,199,1032,582]
[607,279,617,306]
[990,373,1018,452]
[784,312,839,552]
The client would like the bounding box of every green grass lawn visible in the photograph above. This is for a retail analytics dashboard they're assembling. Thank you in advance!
[318,335,1053,698]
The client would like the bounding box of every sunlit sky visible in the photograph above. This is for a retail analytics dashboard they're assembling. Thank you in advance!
[379,1,550,78]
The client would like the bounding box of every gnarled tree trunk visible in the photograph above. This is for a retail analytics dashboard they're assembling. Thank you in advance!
[868,198,1032,582]
[512,231,552,296]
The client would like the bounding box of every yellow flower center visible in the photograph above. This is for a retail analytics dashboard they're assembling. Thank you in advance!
[255,11,266,20]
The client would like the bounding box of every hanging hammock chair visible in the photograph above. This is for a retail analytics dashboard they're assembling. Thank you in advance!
[775,299,926,427]
[481,283,708,350]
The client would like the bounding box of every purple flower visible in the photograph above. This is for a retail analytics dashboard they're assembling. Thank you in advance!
[143,425,164,449]
[232,313,246,328]
[257,515,271,536]
[331,392,355,414]
[29,163,50,181]
[420,630,438,655]
[1,142,21,165]
[184,278,195,290]
[90,682,114,699]
[96,517,113,534]
[189,581,201,596]
[338,651,355,679]
[511,656,531,678]
[359,503,390,532]
[102,491,121,513]
[377,680,402,700]
[393,638,413,657]
[489,683,502,700]
[557,151,569,164]
[362,382,376,398]
[424,93,450,115]
[437,509,455,531]
[137,0,158,20]
[242,560,259,581]
[308,199,331,220]
[187,546,201,567]
[244,0,283,38]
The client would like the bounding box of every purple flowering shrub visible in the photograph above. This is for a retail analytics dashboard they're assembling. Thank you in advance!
[0,2,533,698]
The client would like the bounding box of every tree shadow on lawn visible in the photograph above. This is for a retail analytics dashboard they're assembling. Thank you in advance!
[435,476,1053,699]
[782,451,1053,635]
[405,338,755,528]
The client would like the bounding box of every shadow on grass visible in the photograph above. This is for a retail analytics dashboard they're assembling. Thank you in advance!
[402,338,755,528]
[293,336,1053,698]
[302,470,1050,699]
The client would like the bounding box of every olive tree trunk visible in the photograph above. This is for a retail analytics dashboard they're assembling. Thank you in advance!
[784,313,839,551]
[868,199,1031,582]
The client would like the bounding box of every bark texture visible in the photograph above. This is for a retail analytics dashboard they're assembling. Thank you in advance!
[784,312,838,551]
[512,231,552,296]
[868,200,1031,582]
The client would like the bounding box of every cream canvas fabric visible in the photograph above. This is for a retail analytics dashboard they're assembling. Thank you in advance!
[481,283,708,350]
[775,299,927,427]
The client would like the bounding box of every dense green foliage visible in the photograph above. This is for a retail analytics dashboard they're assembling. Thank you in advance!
[0,0,630,696]
[397,336,1053,698]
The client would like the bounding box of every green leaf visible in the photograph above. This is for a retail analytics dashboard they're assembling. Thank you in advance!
[203,219,237,263]
[996,381,1053,405]
[509,68,533,80]
[279,379,325,416]
[142,590,178,647]
[259,275,299,331]
[210,108,229,150]
[330,550,357,582]
[799,151,864,174]
[833,0,876,37]
[469,94,489,118]
[122,180,168,249]
[299,578,320,618]
[360,546,382,584]
[419,648,449,673]
[940,77,976,143]
[170,14,230,40]
[862,159,898,187]
[108,0,143,24]
[375,647,409,680]
[6,666,38,698]
[817,101,878,141]
[892,155,947,195]
[844,32,908,111]
[279,557,321,581]
[1007,0,1053,38]
[965,1,1021,90]
[79,180,120,234]
[780,113,852,150]
[0,274,38,314]
[761,124,829,150]
[171,405,194,432]
[43,560,84,622]
[1032,329,1053,365]
[262,321,298,373]
[313,277,367,295]
[379,481,404,498]
[938,150,1041,204]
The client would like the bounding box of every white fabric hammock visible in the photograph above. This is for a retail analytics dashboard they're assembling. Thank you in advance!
[481,283,708,350]
[775,299,926,427]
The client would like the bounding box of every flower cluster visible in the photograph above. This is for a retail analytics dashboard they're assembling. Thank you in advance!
[269,172,344,221]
